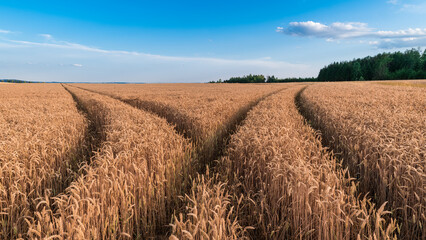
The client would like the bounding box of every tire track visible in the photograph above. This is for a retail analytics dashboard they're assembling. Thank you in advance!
[32,85,107,217]
[295,86,367,193]
[295,86,364,184]
[294,86,399,238]
[69,84,286,173]
[33,85,194,239]
[62,84,105,167]
[20,85,107,238]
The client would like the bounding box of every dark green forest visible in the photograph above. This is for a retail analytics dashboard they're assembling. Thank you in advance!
[210,48,426,83]
[318,48,426,81]
[0,79,34,83]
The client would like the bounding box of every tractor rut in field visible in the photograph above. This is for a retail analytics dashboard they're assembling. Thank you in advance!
[72,84,286,173]
[21,85,108,238]
[295,86,365,185]
[294,86,401,238]
[62,84,105,168]
[295,86,367,192]
[69,85,197,142]
[202,87,286,171]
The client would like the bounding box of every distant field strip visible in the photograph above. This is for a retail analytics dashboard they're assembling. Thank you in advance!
[376,81,426,88]
[0,84,87,239]
[298,82,425,239]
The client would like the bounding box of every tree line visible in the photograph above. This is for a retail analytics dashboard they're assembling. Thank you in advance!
[0,79,35,83]
[208,75,316,83]
[318,48,426,81]
[209,48,426,83]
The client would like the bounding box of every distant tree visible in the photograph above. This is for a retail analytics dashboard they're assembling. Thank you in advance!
[266,75,278,83]
[421,50,426,70]
[374,54,392,80]
[351,61,362,80]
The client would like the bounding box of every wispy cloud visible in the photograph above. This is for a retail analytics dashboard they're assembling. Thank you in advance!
[3,35,305,68]
[386,0,426,13]
[0,29,11,34]
[277,21,426,49]
[39,34,53,40]
[0,32,313,82]
[400,3,426,13]
[387,0,398,5]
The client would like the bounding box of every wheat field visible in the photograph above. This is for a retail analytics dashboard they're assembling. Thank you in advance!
[0,84,87,239]
[298,82,425,239]
[0,81,424,239]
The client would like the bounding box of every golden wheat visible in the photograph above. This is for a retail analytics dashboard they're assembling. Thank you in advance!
[72,84,281,137]
[299,82,425,239]
[1,81,422,240]
[170,168,249,240]
[376,79,426,88]
[27,85,193,239]
[0,84,87,239]
[218,86,397,239]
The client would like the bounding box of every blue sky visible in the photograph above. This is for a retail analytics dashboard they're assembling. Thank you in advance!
[0,0,425,82]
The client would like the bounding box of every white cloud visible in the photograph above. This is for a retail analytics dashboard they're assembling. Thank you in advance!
[278,21,426,39]
[375,28,426,38]
[72,63,83,67]
[277,21,372,39]
[387,0,398,5]
[278,21,426,49]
